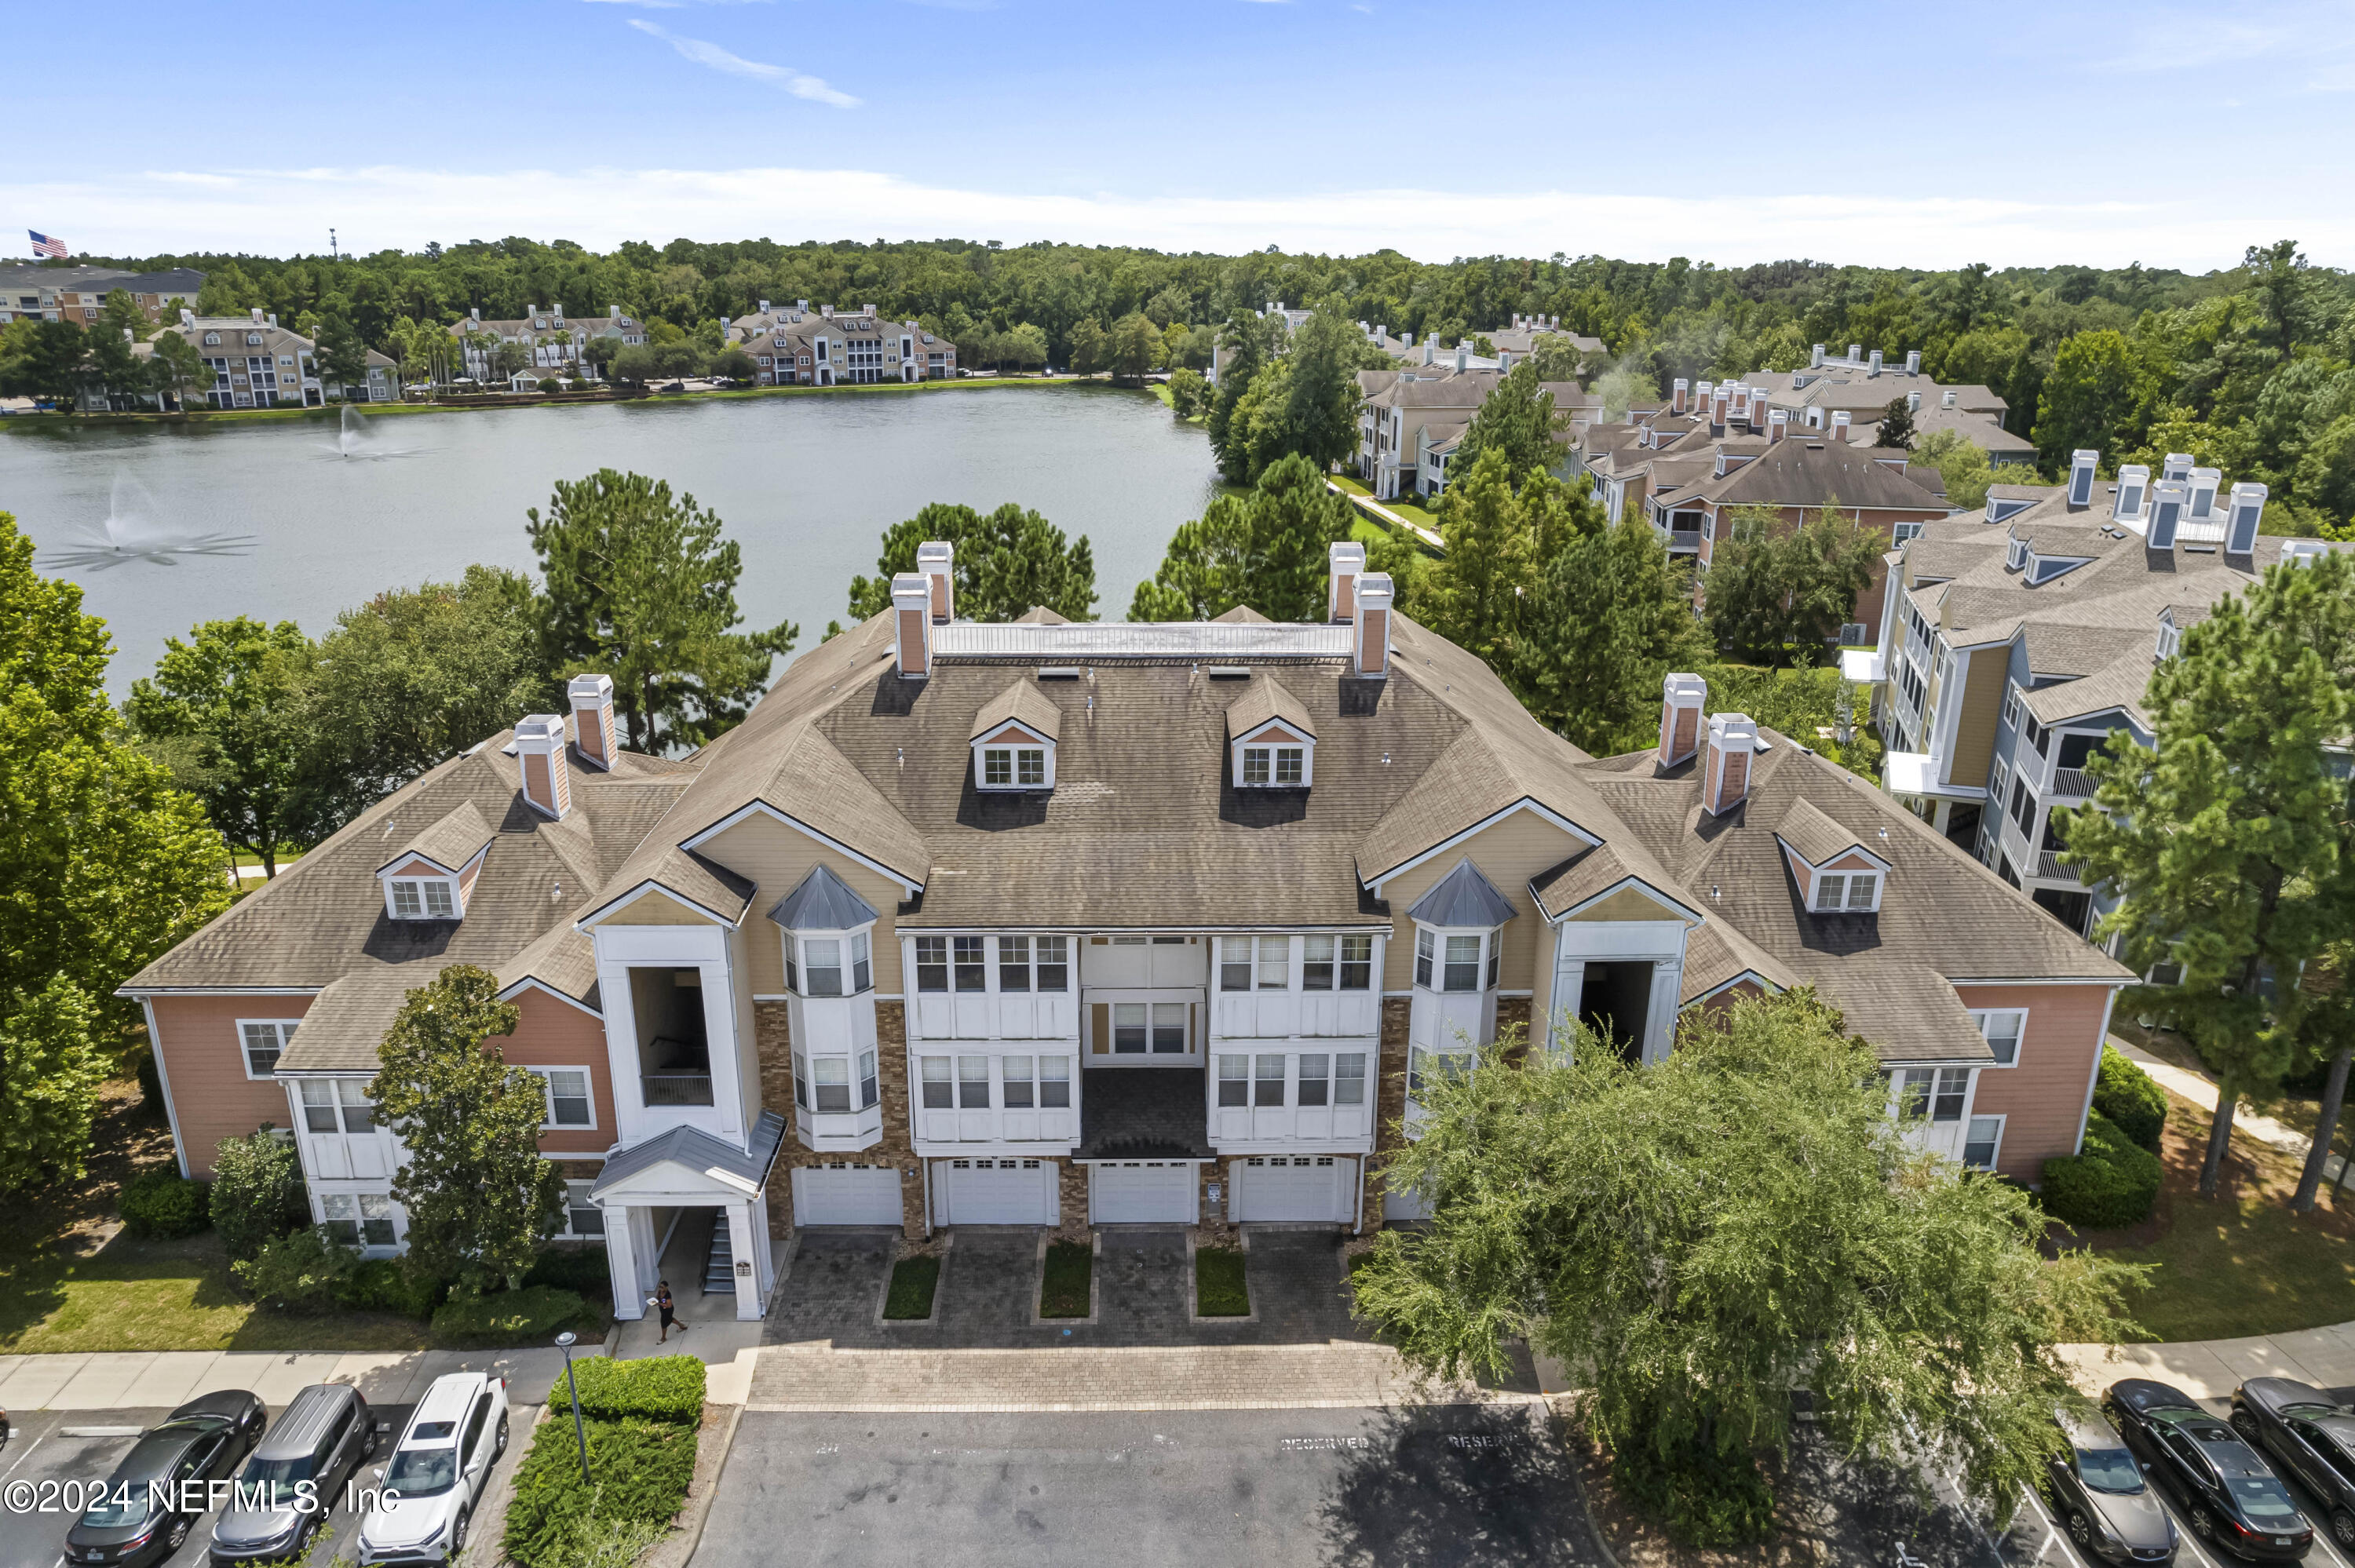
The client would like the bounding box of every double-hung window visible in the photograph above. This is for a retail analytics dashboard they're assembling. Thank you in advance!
[999,936,1031,991]
[1415,929,1434,987]
[1408,1045,1470,1097]
[563,1181,604,1236]
[915,936,948,992]
[1443,935,1481,992]
[1339,935,1373,990]
[300,1080,338,1134]
[1254,1054,1287,1107]
[532,1068,592,1127]
[1334,1052,1367,1104]
[958,1056,991,1108]
[812,1056,851,1114]
[1218,1056,1249,1107]
[1962,1116,2003,1169]
[1258,936,1290,989]
[851,932,871,992]
[1930,1067,1969,1121]
[982,746,1046,787]
[323,1194,396,1249]
[921,1057,952,1109]
[803,939,844,997]
[1035,936,1069,991]
[389,879,455,920]
[953,936,987,991]
[1002,1056,1036,1108]
[241,1019,297,1078]
[858,1049,878,1110]
[1298,1053,1330,1106]
[1486,928,1502,988]
[1969,1008,2025,1066]
[1039,1056,1071,1107]
[1220,938,1253,992]
[1303,936,1336,990]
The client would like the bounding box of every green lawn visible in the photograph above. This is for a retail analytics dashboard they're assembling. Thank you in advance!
[1039,1241,1092,1318]
[2090,1091,2355,1341]
[1330,474,1372,498]
[883,1255,940,1320]
[1195,1246,1249,1317]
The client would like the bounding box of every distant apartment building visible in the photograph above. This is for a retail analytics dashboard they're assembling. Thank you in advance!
[1577,383,1953,642]
[1856,449,2336,940]
[1353,351,1602,501]
[725,300,956,386]
[0,264,204,326]
[159,307,396,407]
[450,304,646,381]
[1746,344,2034,468]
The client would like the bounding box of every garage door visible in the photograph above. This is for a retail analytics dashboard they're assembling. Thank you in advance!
[1231,1155,1356,1223]
[1090,1161,1197,1224]
[793,1163,904,1227]
[933,1158,1058,1227]
[1382,1183,1431,1222]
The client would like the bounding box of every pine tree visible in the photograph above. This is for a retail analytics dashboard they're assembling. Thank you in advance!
[847,502,1097,622]
[1525,519,1707,752]
[1453,361,1565,483]
[1874,395,1917,450]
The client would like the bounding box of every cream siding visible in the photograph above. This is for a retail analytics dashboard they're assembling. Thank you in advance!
[1375,810,1586,991]
[694,813,908,994]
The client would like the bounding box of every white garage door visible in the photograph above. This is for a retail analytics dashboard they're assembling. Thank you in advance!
[792,1163,903,1227]
[934,1158,1057,1227]
[1090,1161,1197,1224]
[1382,1182,1431,1222]
[1231,1155,1357,1223]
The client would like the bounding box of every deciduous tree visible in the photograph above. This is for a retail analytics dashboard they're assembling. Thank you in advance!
[528,470,797,752]
[1524,517,1707,752]
[1701,505,1880,664]
[1351,990,2141,1541]
[847,501,1098,623]
[1130,454,1356,622]
[369,965,564,1294]
[1451,361,1565,484]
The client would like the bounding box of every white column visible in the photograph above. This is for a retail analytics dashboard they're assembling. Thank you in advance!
[627,1206,661,1300]
[604,1205,644,1320]
[750,1191,776,1296]
[1642,961,1683,1066]
[727,1201,761,1322]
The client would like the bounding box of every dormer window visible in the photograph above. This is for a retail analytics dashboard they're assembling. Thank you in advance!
[390,877,457,919]
[1226,673,1316,789]
[2155,618,2181,660]
[2005,535,2029,571]
[376,802,492,922]
[1813,872,1880,912]
[1776,798,1891,917]
[970,679,1061,793]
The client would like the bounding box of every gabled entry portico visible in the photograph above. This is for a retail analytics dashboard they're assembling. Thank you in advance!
[593,1110,787,1322]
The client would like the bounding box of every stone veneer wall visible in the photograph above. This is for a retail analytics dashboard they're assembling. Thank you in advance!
[754,998,929,1247]
[1054,1161,1090,1242]
[1354,996,1414,1234]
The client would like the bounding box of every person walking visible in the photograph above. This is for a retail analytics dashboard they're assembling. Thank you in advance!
[655,1279,688,1343]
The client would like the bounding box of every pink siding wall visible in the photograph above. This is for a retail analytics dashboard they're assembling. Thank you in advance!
[495,988,616,1157]
[151,994,312,1176]
[1954,982,2116,1183]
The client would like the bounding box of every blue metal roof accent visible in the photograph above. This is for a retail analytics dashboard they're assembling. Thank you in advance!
[1405,856,1517,928]
[767,863,879,932]
[590,1109,787,1200]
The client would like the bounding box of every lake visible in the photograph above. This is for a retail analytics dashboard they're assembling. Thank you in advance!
[0,385,1219,693]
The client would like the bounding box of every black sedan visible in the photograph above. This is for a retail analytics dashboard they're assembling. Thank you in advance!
[2105,1379,2313,1562]
[2233,1378,2355,1552]
[63,1391,267,1567]
[2045,1404,2178,1563]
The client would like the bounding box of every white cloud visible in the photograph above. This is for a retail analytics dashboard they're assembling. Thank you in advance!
[13,162,2351,271]
[625,20,860,105]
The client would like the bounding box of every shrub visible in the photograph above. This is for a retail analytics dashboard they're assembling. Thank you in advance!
[531,1511,666,1568]
[538,378,562,392]
[883,1256,938,1320]
[1196,1245,1248,1317]
[2092,1045,2169,1153]
[120,1168,210,1238]
[234,1226,361,1312]
[210,1128,309,1263]
[502,1417,696,1568]
[1611,1434,1777,1548]
[564,1355,705,1424]
[2042,1112,2163,1230]
[433,1285,590,1343]
[524,1245,612,1298]
[338,1258,447,1318]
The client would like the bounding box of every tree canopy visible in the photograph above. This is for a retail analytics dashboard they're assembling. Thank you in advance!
[1129,454,1357,622]
[1702,505,1882,663]
[125,617,320,877]
[527,469,796,752]
[1351,991,2142,1542]
[1450,360,1566,483]
[368,965,564,1294]
[847,501,1098,623]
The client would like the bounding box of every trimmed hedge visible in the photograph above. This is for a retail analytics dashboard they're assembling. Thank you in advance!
[120,1169,211,1238]
[2092,1045,2169,1153]
[2042,1112,2163,1230]
[432,1285,589,1342]
[523,1245,611,1298]
[564,1355,705,1425]
[502,1416,696,1568]
[338,1259,448,1319]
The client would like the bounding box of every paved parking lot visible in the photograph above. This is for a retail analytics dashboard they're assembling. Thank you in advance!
[694,1403,1600,1568]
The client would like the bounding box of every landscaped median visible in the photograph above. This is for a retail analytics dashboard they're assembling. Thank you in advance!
[504,1355,706,1568]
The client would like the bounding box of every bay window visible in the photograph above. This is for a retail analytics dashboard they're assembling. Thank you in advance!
[1443,935,1481,991]
[812,1056,851,1114]
[1415,930,1433,987]
[805,939,844,996]
[1409,1044,1471,1097]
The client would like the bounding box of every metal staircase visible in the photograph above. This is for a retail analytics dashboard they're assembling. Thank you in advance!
[701,1217,734,1295]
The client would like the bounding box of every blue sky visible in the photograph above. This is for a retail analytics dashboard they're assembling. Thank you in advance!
[9,0,2353,270]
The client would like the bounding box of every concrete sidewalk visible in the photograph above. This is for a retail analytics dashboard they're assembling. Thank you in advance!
[0,1345,593,1411]
[2116,1035,2346,1185]
[2060,1319,2355,1404]
[1327,480,1446,551]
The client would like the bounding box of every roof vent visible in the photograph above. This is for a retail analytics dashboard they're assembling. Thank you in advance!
[1036,665,1082,680]
[1205,665,1251,680]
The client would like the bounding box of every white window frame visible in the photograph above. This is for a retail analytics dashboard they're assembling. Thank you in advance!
[2000,684,2021,730]
[238,1018,300,1080]
[1962,1113,2006,1170]
[973,732,1055,791]
[1966,1008,2026,1068]
[528,1066,597,1129]
[557,1180,605,1238]
[1232,728,1315,789]
[385,874,458,921]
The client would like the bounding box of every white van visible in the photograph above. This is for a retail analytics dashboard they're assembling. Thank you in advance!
[354,1372,509,1565]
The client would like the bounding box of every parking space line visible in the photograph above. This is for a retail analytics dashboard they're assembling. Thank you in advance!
[2014,1482,2088,1568]
[2144,1488,2223,1568]
[0,1436,43,1485]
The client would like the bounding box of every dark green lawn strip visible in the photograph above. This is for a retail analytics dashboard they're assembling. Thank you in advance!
[1039,1240,1093,1318]
[883,1255,940,1320]
[1196,1245,1249,1317]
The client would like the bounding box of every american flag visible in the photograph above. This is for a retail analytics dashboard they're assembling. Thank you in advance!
[28,231,68,258]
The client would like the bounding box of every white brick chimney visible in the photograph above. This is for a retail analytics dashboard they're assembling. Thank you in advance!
[2187,466,2222,520]
[1329,541,1366,623]
[1831,410,1852,443]
[2147,480,2188,550]
[1353,573,1393,679]
[2068,449,2098,509]
[568,673,616,771]
[1703,713,1757,816]
[1847,343,1863,364]
[892,574,933,679]
[1455,343,1468,373]
[2162,452,2193,483]
[917,539,955,623]
[2112,464,2150,523]
[1904,349,1921,374]
[1671,377,1689,415]
[1659,673,1707,768]
[2225,481,2268,555]
[1810,343,1826,368]
[1769,408,1789,444]
[515,715,571,819]
[1709,388,1729,436]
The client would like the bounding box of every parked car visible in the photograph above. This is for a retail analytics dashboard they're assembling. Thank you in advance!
[2105,1379,2314,1561]
[2044,1404,2178,1563]
[355,1372,509,1566]
[2233,1378,2355,1551]
[211,1382,377,1565]
[64,1390,267,1566]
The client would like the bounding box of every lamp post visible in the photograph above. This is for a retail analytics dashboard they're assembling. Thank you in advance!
[554,1331,591,1485]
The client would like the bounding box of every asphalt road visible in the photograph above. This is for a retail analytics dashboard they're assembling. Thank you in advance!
[694,1403,1602,1568]
[0,1404,411,1568]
